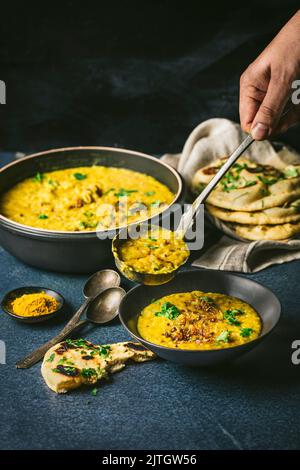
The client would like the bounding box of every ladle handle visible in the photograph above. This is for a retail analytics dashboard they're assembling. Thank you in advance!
[16,298,91,369]
[176,133,254,235]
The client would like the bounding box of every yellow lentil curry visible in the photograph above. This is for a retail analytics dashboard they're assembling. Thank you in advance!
[11,292,59,317]
[0,166,175,231]
[118,227,189,274]
[138,291,262,350]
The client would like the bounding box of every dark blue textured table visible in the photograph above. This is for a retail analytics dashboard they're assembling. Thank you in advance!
[0,152,299,451]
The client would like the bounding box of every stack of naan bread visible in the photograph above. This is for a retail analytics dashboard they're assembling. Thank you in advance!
[192,157,300,240]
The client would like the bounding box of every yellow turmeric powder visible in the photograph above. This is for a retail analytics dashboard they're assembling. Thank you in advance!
[11,292,59,317]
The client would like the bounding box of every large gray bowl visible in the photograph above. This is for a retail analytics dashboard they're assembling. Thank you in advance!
[0,146,183,273]
[119,269,281,366]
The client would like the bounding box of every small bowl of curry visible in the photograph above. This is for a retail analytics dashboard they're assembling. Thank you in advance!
[1,286,65,323]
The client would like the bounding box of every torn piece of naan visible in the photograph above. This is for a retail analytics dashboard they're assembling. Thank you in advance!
[41,338,155,393]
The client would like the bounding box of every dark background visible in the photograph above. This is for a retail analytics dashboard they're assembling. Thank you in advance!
[0,1,299,155]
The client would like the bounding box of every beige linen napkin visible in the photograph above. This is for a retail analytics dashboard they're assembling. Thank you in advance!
[162,118,300,273]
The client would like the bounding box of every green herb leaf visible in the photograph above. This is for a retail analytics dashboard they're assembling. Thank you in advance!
[114,188,138,197]
[84,211,94,218]
[66,338,90,349]
[73,173,87,180]
[33,172,44,183]
[200,296,215,305]
[223,309,244,326]
[258,176,278,186]
[144,191,155,196]
[284,166,299,178]
[240,327,253,337]
[97,345,111,357]
[155,302,181,320]
[46,353,55,363]
[103,188,115,195]
[260,188,270,197]
[91,388,98,396]
[52,365,79,376]
[150,200,161,207]
[243,180,257,188]
[48,179,58,187]
[58,357,74,366]
[81,368,97,378]
[38,214,48,219]
[216,330,232,343]
[233,163,248,172]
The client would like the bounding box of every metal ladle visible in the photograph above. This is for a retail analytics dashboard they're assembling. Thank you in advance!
[16,269,121,368]
[112,134,255,285]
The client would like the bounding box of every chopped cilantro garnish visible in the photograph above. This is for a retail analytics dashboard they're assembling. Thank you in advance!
[66,338,89,348]
[58,357,74,366]
[38,214,48,219]
[79,220,97,229]
[46,353,55,363]
[33,172,44,183]
[48,179,58,187]
[216,330,232,343]
[155,302,181,320]
[284,167,299,178]
[200,296,215,305]
[150,200,161,207]
[97,345,111,357]
[84,211,94,218]
[103,188,115,195]
[243,180,257,188]
[223,309,244,326]
[81,368,97,378]
[73,173,87,180]
[52,366,78,376]
[240,327,253,337]
[233,163,248,172]
[114,188,138,197]
[260,188,270,197]
[91,388,98,396]
[258,176,278,186]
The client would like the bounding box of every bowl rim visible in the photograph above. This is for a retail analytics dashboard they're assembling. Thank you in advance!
[1,285,65,322]
[119,269,282,354]
[0,145,183,237]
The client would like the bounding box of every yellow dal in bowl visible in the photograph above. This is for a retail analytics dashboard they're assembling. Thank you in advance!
[138,291,262,350]
[0,166,175,232]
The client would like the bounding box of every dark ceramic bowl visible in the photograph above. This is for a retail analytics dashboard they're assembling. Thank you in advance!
[1,286,65,323]
[0,146,184,273]
[119,269,281,366]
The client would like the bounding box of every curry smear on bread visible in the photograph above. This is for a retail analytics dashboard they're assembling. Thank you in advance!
[0,166,174,231]
[138,291,262,350]
[118,227,189,274]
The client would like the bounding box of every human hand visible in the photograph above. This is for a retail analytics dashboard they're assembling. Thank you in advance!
[239,10,300,140]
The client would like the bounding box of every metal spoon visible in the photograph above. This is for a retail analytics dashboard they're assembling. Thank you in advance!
[16,269,121,369]
[112,134,255,285]
[56,287,126,337]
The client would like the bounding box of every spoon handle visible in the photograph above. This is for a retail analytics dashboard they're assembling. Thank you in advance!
[16,298,91,369]
[176,134,254,235]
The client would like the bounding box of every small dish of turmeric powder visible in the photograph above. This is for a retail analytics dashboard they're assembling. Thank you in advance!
[1,286,64,323]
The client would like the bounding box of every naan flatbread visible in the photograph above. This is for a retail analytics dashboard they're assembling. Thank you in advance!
[41,339,156,394]
[228,221,300,241]
[206,200,300,225]
[192,158,300,212]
